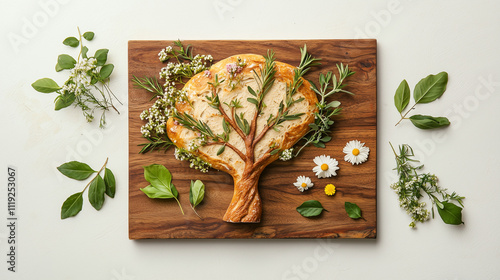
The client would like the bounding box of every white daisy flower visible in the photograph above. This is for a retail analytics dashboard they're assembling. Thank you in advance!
[312,155,339,178]
[343,140,370,165]
[293,176,313,192]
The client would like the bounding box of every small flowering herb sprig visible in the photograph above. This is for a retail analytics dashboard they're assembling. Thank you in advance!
[294,63,355,157]
[32,28,121,128]
[390,143,465,228]
[133,41,213,161]
[225,57,247,90]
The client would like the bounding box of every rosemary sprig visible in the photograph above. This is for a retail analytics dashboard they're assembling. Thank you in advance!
[294,63,355,156]
[138,136,174,154]
[132,75,164,100]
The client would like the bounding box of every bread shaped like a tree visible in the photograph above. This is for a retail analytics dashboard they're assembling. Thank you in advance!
[167,49,318,223]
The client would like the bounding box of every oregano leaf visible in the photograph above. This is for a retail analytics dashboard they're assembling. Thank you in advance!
[296,200,325,217]
[345,202,362,219]
[94,49,109,66]
[57,161,95,180]
[62,36,79,48]
[81,46,89,59]
[88,175,106,210]
[32,78,61,93]
[57,54,77,69]
[413,72,448,104]
[83,31,94,41]
[55,63,63,72]
[61,192,83,219]
[394,79,410,114]
[99,64,114,80]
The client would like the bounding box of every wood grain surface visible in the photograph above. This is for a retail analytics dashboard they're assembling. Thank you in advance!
[128,40,377,239]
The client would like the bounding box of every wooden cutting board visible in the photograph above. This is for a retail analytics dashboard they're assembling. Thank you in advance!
[128,40,377,239]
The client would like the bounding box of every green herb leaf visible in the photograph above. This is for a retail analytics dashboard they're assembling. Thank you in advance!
[32,78,61,93]
[394,79,410,113]
[61,192,83,219]
[81,46,89,59]
[189,180,205,208]
[94,49,109,66]
[270,148,281,155]
[57,54,77,69]
[104,168,116,198]
[55,63,63,72]
[88,175,106,210]
[217,145,226,155]
[437,201,463,225]
[54,92,76,110]
[141,164,178,198]
[409,115,450,129]
[345,202,362,219]
[83,31,94,41]
[99,64,114,80]
[57,161,95,180]
[296,200,325,217]
[63,36,79,47]
[413,72,448,104]
[326,101,341,108]
[247,97,258,106]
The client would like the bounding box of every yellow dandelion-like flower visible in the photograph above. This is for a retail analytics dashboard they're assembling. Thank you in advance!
[324,184,336,196]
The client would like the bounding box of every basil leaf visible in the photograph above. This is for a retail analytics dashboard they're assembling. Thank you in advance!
[94,49,109,66]
[83,31,94,41]
[104,168,116,198]
[394,79,410,113]
[32,78,61,93]
[61,192,83,219]
[409,114,450,129]
[345,202,362,219]
[189,180,205,208]
[57,161,95,180]
[413,71,448,104]
[62,36,79,48]
[142,164,178,198]
[54,92,75,110]
[437,201,463,225]
[88,175,106,210]
[296,200,325,217]
[99,64,114,80]
[81,46,89,59]
[58,54,77,69]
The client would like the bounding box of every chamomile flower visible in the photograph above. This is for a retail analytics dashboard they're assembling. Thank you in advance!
[313,155,339,178]
[293,176,313,192]
[343,140,370,165]
[324,184,336,196]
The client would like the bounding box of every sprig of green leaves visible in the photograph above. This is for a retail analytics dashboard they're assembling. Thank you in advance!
[394,72,450,129]
[58,158,116,219]
[140,164,184,215]
[32,27,121,128]
[390,143,465,228]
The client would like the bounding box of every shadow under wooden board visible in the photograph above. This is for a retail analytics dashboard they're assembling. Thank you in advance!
[128,39,377,239]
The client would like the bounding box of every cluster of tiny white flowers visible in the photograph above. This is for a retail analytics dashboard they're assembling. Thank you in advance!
[158,46,173,62]
[62,57,98,96]
[391,176,432,228]
[140,95,169,137]
[174,147,211,173]
[279,148,294,161]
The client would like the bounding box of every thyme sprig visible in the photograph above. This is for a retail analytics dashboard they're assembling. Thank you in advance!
[390,143,465,228]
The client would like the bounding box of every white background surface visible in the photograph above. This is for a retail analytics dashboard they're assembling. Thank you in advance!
[1,0,499,279]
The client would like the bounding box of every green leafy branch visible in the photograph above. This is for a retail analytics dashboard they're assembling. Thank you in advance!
[140,164,184,215]
[132,75,164,101]
[138,135,174,154]
[32,27,121,128]
[394,72,450,129]
[58,158,116,219]
[294,63,355,157]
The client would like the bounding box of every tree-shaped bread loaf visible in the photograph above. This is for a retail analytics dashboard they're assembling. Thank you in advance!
[167,49,318,223]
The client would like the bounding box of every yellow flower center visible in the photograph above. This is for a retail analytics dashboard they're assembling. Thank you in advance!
[320,163,329,171]
[352,148,360,156]
[301,182,307,188]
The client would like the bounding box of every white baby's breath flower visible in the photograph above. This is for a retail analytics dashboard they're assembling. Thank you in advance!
[293,176,313,192]
[312,155,339,178]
